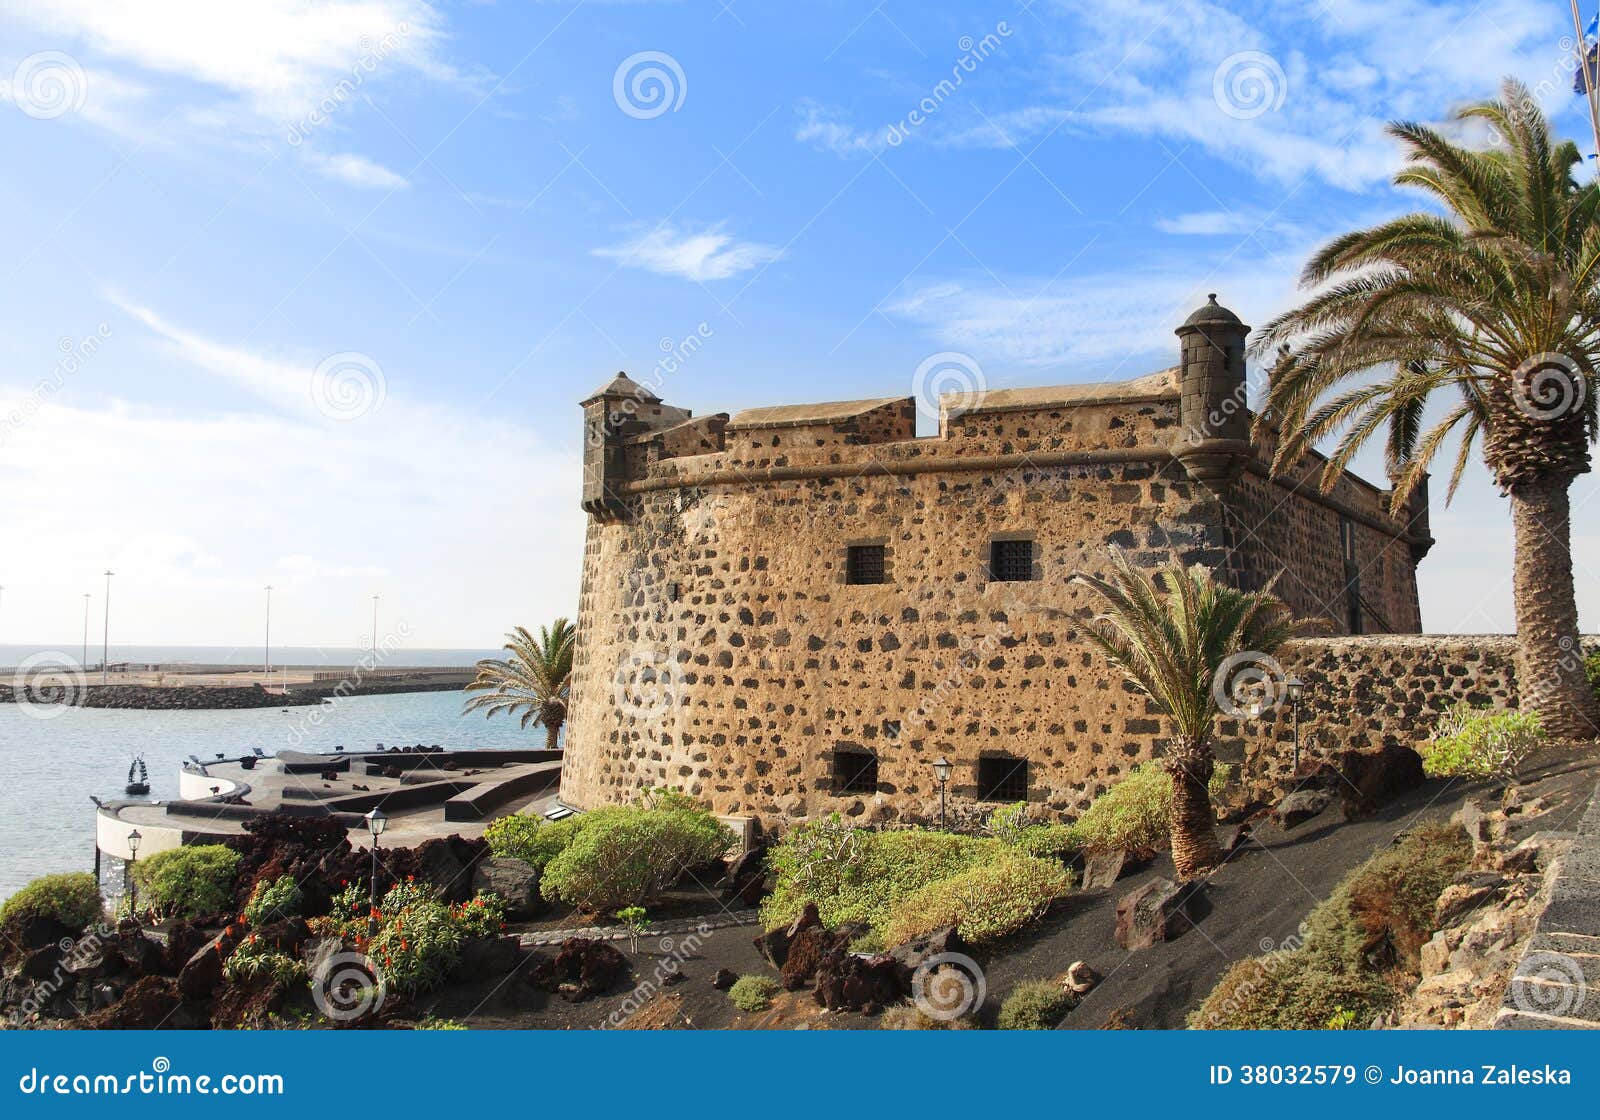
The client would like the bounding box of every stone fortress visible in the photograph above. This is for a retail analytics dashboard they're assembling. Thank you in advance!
[560,295,1470,829]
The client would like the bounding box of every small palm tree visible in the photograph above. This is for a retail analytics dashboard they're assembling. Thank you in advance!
[463,620,576,749]
[1254,78,1599,740]
[1070,551,1311,879]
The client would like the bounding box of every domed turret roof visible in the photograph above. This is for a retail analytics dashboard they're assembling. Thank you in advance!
[1181,293,1243,328]
[582,371,661,405]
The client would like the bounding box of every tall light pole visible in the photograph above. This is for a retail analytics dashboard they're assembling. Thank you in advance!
[263,585,273,675]
[370,594,379,653]
[81,593,90,668]
[101,570,113,683]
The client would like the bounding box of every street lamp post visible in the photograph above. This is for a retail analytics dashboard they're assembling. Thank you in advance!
[364,809,387,938]
[932,757,953,831]
[370,594,379,654]
[101,570,113,683]
[81,593,90,668]
[1286,677,1306,776]
[126,828,141,914]
[263,585,273,676]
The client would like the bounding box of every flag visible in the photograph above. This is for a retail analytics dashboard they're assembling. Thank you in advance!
[1578,9,1600,95]
[1577,43,1600,96]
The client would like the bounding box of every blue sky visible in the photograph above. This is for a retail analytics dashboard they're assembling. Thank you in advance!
[0,0,1595,649]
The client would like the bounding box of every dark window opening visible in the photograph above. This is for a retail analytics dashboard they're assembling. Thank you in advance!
[832,747,878,795]
[977,755,1028,802]
[846,544,887,585]
[987,538,1035,582]
[1340,520,1363,635]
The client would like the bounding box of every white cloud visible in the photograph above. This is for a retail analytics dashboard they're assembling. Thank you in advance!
[1,0,454,120]
[304,150,409,190]
[0,1,470,190]
[592,223,783,282]
[794,100,884,158]
[1154,210,1265,236]
[887,245,1312,372]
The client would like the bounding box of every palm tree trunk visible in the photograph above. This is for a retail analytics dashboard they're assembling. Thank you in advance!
[546,720,562,750]
[1164,737,1221,879]
[1510,478,1599,741]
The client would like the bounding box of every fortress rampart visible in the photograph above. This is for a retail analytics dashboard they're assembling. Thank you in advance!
[561,296,1439,827]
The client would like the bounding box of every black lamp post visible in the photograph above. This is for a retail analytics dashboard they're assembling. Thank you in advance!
[364,809,387,938]
[126,829,141,914]
[1285,677,1305,775]
[932,757,953,830]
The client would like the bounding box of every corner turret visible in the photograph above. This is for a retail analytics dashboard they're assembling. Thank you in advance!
[1174,294,1252,486]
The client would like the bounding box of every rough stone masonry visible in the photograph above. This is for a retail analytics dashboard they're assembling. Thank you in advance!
[560,295,1458,830]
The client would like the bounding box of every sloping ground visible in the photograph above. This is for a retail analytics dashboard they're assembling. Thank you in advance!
[971,748,1600,1030]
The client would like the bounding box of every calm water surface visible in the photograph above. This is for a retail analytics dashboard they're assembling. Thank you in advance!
[0,689,542,901]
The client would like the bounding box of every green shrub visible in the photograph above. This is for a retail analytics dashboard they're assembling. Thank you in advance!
[449,893,507,940]
[987,802,1078,862]
[1189,821,1470,1029]
[224,935,305,986]
[243,874,304,926]
[1586,651,1600,698]
[1068,761,1232,854]
[1421,704,1544,780]
[1301,821,1470,976]
[1189,952,1395,1030]
[728,974,779,1012]
[0,872,103,934]
[1011,824,1079,861]
[314,879,473,994]
[996,979,1073,1030]
[540,804,732,912]
[484,812,585,872]
[878,1002,978,1030]
[882,853,1071,948]
[762,824,998,943]
[128,845,240,920]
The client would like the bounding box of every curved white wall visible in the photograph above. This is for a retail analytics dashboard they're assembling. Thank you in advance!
[178,766,243,801]
[95,810,183,862]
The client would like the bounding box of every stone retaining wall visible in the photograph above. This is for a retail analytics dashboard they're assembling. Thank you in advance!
[1495,784,1600,1029]
[1230,636,1600,789]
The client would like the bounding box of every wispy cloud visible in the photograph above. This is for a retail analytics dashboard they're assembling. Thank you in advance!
[924,0,1565,189]
[794,100,884,158]
[304,151,410,191]
[592,222,783,282]
[1154,210,1270,236]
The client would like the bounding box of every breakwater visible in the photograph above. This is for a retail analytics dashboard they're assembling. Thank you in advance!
[0,677,469,711]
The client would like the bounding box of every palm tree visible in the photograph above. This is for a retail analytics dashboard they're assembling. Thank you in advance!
[1070,551,1310,879]
[1253,78,1599,740]
[463,620,576,748]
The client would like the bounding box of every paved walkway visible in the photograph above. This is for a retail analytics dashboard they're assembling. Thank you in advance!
[516,909,760,946]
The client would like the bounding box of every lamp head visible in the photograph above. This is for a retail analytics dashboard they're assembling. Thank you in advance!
[1286,676,1305,702]
[365,808,388,838]
[127,829,141,854]
[932,757,954,783]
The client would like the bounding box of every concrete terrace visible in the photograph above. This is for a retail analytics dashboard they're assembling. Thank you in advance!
[95,746,564,861]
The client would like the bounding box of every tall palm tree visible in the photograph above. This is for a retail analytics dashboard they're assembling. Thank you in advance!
[463,620,576,749]
[1253,78,1599,740]
[1071,551,1310,879]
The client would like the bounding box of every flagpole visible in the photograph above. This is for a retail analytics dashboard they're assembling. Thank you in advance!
[1570,0,1600,175]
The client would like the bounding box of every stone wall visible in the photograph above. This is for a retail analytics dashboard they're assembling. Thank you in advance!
[1232,636,1598,789]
